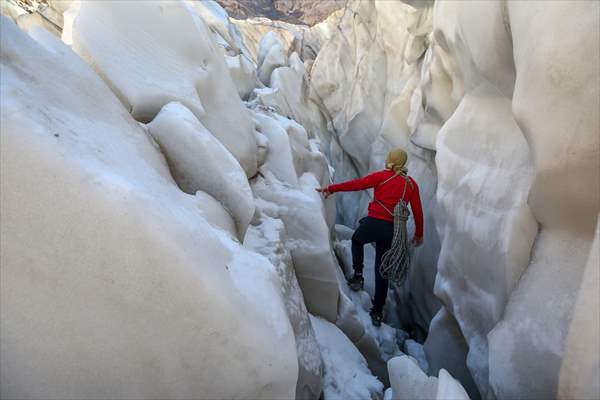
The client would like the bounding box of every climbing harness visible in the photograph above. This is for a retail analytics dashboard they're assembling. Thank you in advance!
[374,174,413,284]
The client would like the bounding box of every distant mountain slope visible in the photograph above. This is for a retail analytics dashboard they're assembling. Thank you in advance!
[215,0,344,26]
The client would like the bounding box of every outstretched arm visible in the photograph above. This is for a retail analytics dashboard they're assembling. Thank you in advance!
[409,178,424,247]
[316,172,384,198]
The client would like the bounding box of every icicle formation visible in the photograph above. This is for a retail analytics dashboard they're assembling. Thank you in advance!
[378,180,412,284]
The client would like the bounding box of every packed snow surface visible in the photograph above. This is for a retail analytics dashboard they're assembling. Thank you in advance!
[310,315,383,400]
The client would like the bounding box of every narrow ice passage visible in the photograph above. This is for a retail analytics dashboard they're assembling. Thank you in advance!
[1,1,598,400]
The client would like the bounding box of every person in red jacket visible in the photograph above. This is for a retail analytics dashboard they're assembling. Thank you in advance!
[317,148,424,326]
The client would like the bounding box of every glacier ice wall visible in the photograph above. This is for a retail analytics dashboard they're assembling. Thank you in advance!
[0,18,298,399]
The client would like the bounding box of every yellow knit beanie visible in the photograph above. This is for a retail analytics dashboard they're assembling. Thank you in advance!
[385,148,408,175]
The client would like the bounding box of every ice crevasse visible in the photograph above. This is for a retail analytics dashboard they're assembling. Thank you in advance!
[241,0,598,399]
[1,0,599,400]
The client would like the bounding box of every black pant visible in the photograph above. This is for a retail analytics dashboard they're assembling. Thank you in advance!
[351,216,394,313]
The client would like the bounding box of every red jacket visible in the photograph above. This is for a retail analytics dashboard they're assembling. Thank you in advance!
[328,169,424,237]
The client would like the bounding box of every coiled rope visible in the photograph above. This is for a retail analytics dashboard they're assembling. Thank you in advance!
[375,175,413,284]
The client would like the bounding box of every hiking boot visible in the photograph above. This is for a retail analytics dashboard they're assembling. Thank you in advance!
[347,274,364,292]
[370,309,383,327]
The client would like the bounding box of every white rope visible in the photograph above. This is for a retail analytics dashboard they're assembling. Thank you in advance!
[375,175,412,284]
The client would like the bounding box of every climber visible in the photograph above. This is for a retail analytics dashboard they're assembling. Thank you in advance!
[316,148,424,327]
